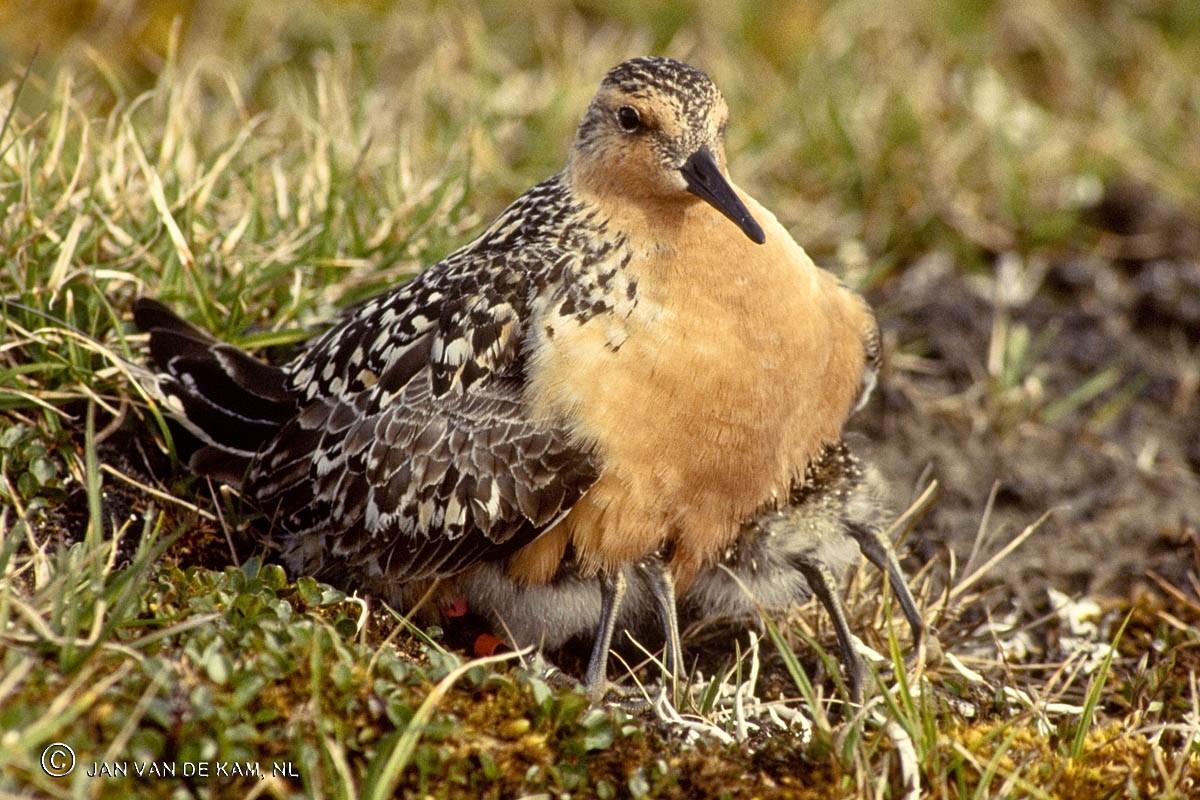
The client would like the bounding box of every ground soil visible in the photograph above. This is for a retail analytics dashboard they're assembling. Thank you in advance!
[854,181,1200,618]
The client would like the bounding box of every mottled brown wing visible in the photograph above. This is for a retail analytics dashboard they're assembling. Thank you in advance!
[245,241,598,584]
[247,374,595,582]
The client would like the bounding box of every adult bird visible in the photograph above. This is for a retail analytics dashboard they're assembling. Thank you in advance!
[135,56,879,700]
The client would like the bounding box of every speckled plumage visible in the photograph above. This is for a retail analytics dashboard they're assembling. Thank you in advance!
[136,56,887,698]
[245,171,625,585]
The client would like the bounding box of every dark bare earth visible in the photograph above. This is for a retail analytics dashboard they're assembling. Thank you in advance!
[859,180,1200,614]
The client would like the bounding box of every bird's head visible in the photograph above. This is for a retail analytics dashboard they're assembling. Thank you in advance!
[568,56,765,245]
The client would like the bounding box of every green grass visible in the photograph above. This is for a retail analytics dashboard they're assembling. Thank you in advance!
[3,1,1200,797]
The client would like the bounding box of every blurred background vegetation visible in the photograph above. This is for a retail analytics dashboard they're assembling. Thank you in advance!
[6,0,1198,269]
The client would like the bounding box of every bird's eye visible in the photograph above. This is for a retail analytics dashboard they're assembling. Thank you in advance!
[616,105,642,132]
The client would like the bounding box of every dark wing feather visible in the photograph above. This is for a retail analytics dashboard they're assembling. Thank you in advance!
[133,298,297,468]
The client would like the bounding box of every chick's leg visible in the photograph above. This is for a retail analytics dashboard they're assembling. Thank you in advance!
[846,522,926,654]
[793,556,864,705]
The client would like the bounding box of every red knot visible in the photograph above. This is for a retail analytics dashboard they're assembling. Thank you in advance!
[135,56,891,701]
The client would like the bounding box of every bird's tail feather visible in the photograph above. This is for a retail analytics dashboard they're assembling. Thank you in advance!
[133,298,296,482]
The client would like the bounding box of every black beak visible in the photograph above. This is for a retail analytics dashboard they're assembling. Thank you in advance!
[680,146,765,245]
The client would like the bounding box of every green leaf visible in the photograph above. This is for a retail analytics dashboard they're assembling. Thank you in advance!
[580,708,615,751]
[205,651,233,685]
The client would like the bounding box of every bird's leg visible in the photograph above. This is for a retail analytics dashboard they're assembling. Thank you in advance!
[640,557,684,695]
[792,556,864,706]
[845,522,926,657]
[584,568,627,704]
